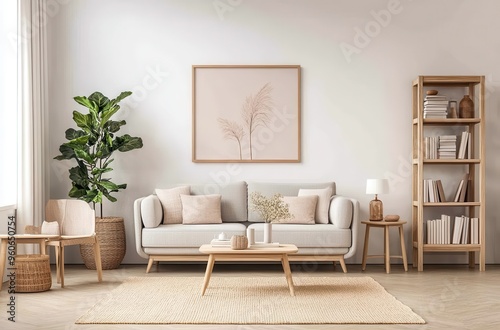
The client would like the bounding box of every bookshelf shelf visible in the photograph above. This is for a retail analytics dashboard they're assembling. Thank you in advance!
[412,242,482,252]
[411,75,486,271]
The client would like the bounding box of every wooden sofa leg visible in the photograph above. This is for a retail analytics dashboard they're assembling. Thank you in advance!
[146,257,154,273]
[339,257,347,273]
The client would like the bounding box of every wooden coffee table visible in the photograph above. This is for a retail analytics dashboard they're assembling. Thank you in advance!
[199,244,298,296]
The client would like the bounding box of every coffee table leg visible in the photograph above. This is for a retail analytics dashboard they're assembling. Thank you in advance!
[201,254,215,296]
[281,254,295,296]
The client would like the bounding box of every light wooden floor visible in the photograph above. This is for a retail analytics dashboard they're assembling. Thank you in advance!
[1,262,499,329]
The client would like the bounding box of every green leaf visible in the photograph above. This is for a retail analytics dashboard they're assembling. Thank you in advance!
[54,144,76,160]
[72,111,93,132]
[69,186,88,199]
[74,149,93,164]
[98,181,122,190]
[106,120,126,133]
[112,91,132,104]
[65,128,87,141]
[74,96,94,110]
[91,167,113,176]
[88,92,110,109]
[115,135,143,152]
[102,190,117,203]
[69,165,89,187]
[100,105,120,128]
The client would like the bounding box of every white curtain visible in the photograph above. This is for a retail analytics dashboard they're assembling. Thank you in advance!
[17,0,48,252]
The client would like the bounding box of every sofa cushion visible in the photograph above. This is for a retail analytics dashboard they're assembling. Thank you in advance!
[329,196,353,229]
[298,187,333,224]
[248,182,336,222]
[155,186,190,224]
[189,181,247,222]
[142,223,247,248]
[180,194,222,224]
[279,195,317,224]
[140,195,163,228]
[247,223,351,248]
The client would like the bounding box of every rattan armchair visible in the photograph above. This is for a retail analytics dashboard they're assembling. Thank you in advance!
[44,199,103,287]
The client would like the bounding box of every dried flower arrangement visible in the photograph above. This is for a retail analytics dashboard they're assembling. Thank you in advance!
[250,192,292,223]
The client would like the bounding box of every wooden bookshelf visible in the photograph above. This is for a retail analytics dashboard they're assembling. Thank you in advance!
[411,75,486,271]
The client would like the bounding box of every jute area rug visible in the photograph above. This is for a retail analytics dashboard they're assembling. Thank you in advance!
[76,276,425,324]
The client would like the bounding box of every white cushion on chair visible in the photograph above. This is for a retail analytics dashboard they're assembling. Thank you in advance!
[41,221,60,235]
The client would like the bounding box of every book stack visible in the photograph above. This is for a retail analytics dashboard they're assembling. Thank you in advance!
[424,136,438,159]
[453,173,470,202]
[424,135,457,159]
[426,214,479,245]
[457,131,471,159]
[438,135,457,159]
[210,239,230,247]
[452,216,479,244]
[426,214,451,244]
[424,95,448,118]
[423,179,446,202]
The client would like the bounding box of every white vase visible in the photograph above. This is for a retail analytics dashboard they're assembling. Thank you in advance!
[263,222,272,243]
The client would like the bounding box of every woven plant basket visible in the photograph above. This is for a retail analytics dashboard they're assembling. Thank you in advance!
[80,217,126,270]
[16,254,52,293]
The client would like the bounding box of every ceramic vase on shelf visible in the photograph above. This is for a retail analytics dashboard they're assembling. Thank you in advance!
[263,222,272,243]
[459,95,474,118]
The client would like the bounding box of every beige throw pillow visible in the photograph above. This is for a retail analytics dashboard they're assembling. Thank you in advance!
[298,187,333,224]
[180,194,222,224]
[278,195,318,224]
[155,186,190,224]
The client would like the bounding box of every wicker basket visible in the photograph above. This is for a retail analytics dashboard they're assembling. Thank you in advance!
[80,217,126,270]
[15,254,52,293]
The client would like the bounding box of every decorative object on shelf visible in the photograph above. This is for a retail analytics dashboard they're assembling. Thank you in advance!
[459,95,474,118]
[448,100,458,118]
[366,179,389,221]
[54,91,143,269]
[250,192,292,243]
[230,235,248,250]
[218,232,227,240]
[384,214,400,222]
[426,89,438,95]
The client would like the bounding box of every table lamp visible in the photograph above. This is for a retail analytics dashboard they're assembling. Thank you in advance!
[366,179,389,221]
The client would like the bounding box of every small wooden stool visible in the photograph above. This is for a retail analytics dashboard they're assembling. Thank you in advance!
[361,220,408,274]
[15,254,52,293]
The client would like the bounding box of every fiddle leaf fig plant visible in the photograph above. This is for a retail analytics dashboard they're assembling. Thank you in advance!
[54,91,143,217]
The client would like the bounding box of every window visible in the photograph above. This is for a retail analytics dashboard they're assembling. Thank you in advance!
[0,0,18,207]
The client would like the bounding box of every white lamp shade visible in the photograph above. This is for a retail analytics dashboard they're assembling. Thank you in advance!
[366,179,389,195]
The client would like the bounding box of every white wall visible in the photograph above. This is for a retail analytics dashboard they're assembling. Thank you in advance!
[46,0,500,265]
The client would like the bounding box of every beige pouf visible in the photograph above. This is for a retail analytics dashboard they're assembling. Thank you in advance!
[15,254,52,293]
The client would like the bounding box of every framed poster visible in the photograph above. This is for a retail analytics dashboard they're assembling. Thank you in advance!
[192,65,301,163]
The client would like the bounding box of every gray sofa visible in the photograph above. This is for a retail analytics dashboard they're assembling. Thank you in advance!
[133,181,359,272]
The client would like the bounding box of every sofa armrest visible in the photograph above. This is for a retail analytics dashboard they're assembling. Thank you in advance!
[329,195,359,259]
[133,197,150,259]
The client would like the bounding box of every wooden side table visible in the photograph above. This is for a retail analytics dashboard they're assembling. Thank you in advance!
[361,220,408,274]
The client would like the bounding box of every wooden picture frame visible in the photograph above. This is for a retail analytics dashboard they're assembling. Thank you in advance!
[192,65,301,163]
